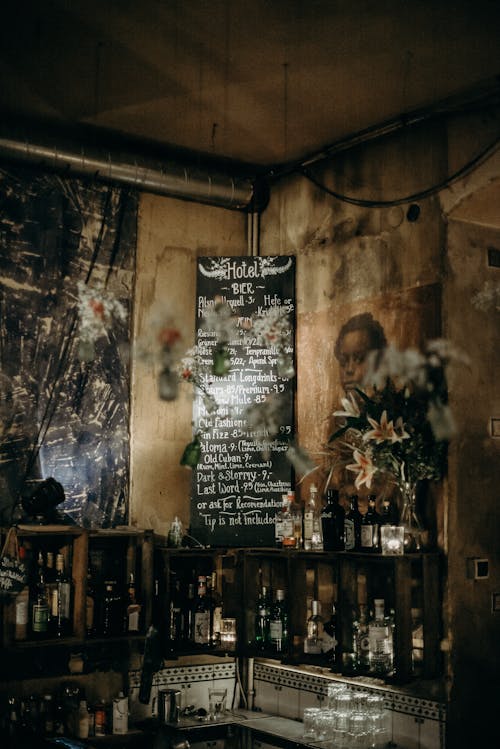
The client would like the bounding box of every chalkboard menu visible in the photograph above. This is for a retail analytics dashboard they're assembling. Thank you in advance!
[190,256,295,547]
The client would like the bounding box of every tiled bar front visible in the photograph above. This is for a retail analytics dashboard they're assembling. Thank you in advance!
[129,658,445,749]
[252,662,445,749]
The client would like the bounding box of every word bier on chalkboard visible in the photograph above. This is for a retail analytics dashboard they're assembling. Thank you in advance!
[190,256,296,547]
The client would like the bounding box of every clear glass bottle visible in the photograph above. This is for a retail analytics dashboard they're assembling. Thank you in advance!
[304,484,323,550]
[321,488,345,551]
[269,588,288,654]
[360,495,381,552]
[304,600,324,655]
[368,598,394,676]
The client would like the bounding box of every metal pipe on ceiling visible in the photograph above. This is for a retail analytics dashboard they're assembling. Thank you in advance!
[0,135,255,211]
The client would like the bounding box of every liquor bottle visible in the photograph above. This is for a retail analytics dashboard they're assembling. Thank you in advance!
[168,577,184,650]
[368,599,394,676]
[254,586,271,649]
[269,589,288,654]
[290,491,303,549]
[85,567,96,637]
[100,580,124,636]
[304,600,324,655]
[14,545,30,641]
[126,572,141,633]
[379,497,399,526]
[184,581,195,644]
[210,571,223,647]
[304,484,323,550]
[321,602,338,668]
[354,603,370,673]
[321,488,345,551]
[193,575,211,647]
[274,494,287,547]
[51,553,73,637]
[360,495,381,552]
[31,552,49,639]
[344,495,362,551]
[281,494,296,548]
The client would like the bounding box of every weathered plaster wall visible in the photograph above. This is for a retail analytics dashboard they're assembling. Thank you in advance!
[260,121,446,502]
[129,194,247,533]
[259,109,500,747]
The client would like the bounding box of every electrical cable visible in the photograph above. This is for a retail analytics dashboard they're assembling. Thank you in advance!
[299,134,500,208]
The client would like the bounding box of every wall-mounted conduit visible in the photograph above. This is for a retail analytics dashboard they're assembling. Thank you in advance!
[0,134,255,211]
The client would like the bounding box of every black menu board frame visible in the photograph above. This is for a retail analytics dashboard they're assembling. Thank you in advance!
[189,256,296,547]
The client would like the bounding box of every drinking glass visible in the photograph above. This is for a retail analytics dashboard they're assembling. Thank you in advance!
[347,711,368,749]
[207,688,227,720]
[327,682,347,709]
[302,707,322,739]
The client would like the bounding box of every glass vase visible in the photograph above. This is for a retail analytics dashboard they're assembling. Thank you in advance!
[398,480,424,553]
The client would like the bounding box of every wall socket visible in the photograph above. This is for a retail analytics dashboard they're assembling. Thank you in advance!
[466,558,489,580]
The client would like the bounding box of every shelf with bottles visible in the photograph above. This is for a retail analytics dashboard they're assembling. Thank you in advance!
[0,524,87,648]
[240,546,441,686]
[86,529,154,642]
[156,546,239,658]
[336,551,441,684]
[0,526,154,653]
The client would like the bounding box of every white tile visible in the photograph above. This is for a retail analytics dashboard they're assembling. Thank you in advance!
[392,711,420,749]
[278,685,300,720]
[419,717,443,749]
[254,680,280,714]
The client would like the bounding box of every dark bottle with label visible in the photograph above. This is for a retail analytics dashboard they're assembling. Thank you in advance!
[126,572,141,633]
[322,602,339,669]
[360,495,381,552]
[168,577,184,650]
[51,553,73,637]
[100,580,124,636]
[31,552,49,639]
[184,581,195,644]
[344,495,362,551]
[379,497,399,526]
[321,488,345,551]
[193,575,211,647]
[269,589,288,654]
[254,586,271,650]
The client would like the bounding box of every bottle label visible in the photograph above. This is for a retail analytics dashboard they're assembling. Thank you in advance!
[344,518,355,550]
[33,604,49,632]
[15,599,29,626]
[194,611,210,644]
[60,582,71,617]
[282,517,293,538]
[269,620,283,641]
[361,525,374,548]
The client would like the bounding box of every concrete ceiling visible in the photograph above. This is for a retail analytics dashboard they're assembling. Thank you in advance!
[0,0,499,170]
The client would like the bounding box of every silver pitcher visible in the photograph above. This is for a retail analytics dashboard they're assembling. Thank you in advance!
[156,688,181,724]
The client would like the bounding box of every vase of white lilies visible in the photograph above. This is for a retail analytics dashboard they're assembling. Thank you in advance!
[328,340,465,551]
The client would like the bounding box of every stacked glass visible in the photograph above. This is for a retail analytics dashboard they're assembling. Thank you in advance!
[302,685,390,749]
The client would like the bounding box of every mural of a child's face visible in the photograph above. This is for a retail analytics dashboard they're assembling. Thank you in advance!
[336,329,372,391]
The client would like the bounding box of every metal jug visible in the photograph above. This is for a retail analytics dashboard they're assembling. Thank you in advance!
[157,688,181,724]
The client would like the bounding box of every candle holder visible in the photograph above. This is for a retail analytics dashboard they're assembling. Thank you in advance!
[380,525,405,555]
